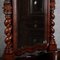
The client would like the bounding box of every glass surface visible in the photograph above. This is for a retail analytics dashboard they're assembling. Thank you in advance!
[30,0,44,14]
[17,0,45,48]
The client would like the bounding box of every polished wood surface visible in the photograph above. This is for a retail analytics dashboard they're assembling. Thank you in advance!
[3,0,57,60]
[57,49,60,60]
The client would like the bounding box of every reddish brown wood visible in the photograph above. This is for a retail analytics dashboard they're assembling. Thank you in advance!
[3,0,57,60]
[15,44,47,56]
[47,0,57,60]
[3,53,15,60]
[12,0,18,50]
[48,0,57,51]
[3,0,15,60]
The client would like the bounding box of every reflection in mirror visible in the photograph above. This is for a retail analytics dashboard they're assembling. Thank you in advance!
[34,1,37,5]
[17,0,45,48]
[30,0,44,14]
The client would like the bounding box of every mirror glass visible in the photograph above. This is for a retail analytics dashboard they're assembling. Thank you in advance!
[17,0,46,48]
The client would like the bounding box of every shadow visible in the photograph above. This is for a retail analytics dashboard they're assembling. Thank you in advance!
[16,52,51,60]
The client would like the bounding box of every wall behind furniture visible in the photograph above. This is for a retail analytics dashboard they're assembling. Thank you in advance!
[0,0,60,57]
[54,0,60,48]
[0,0,5,57]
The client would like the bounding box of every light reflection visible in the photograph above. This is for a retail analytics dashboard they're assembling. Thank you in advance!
[34,1,37,5]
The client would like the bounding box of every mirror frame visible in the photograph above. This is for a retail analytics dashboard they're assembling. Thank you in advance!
[3,0,57,60]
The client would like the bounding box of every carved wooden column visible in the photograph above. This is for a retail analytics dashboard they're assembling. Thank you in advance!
[3,0,15,60]
[48,0,57,60]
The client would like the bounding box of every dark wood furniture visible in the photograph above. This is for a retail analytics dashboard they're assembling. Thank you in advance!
[57,49,60,60]
[3,0,57,60]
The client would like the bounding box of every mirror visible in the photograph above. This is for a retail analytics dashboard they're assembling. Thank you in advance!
[17,0,46,48]
[3,0,57,60]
